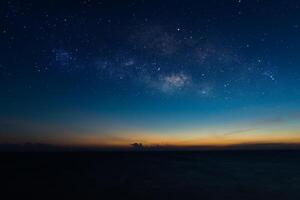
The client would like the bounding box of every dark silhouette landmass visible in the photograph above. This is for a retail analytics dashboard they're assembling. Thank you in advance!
[1,142,300,152]
[0,143,58,152]
[131,143,145,151]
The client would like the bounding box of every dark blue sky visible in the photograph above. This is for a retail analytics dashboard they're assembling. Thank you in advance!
[1,0,300,147]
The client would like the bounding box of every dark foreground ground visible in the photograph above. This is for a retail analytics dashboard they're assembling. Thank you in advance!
[1,151,300,200]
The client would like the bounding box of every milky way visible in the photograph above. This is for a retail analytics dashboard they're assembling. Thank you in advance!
[1,0,300,147]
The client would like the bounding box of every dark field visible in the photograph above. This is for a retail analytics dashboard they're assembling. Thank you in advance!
[1,151,300,200]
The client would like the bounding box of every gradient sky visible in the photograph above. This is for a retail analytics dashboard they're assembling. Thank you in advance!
[1,0,300,147]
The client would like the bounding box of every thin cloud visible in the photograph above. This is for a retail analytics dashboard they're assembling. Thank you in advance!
[254,111,300,126]
[223,128,258,136]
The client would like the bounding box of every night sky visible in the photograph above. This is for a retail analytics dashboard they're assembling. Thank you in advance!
[1,0,300,148]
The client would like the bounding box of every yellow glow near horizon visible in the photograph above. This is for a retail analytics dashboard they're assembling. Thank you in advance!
[41,128,300,148]
[1,117,300,148]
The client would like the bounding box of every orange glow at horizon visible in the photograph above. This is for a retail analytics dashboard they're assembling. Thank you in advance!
[37,129,300,148]
[1,118,300,148]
